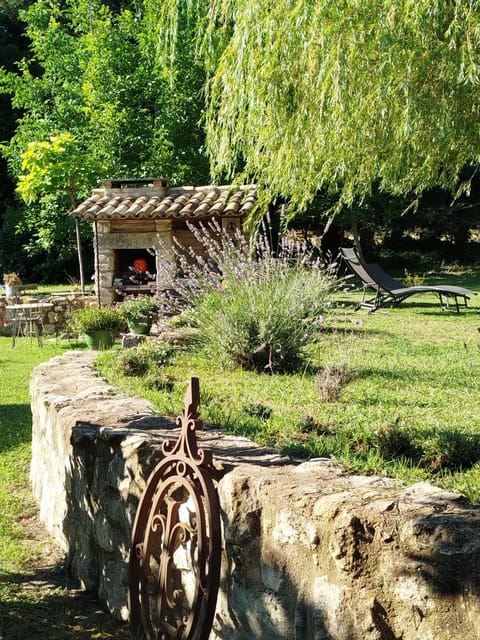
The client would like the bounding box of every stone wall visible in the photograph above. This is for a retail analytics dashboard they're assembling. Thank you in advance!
[0,292,94,336]
[30,352,480,639]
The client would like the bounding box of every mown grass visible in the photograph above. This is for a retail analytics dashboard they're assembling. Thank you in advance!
[97,282,480,503]
[0,339,68,572]
[0,336,130,639]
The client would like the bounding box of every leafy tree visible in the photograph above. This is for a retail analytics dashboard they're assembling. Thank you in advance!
[0,0,208,279]
[2,0,207,182]
[0,0,33,202]
[16,132,100,289]
[153,0,480,217]
[0,1,41,277]
[17,133,94,205]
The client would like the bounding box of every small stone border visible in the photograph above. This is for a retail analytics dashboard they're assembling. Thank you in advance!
[1,293,94,336]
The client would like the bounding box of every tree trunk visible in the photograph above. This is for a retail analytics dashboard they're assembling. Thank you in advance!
[351,222,365,262]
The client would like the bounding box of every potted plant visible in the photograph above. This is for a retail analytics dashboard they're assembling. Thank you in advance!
[68,304,123,349]
[3,272,22,297]
[120,296,159,335]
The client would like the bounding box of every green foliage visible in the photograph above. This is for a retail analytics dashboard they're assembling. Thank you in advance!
[154,0,480,214]
[403,269,425,287]
[68,303,123,333]
[419,430,480,473]
[16,132,94,205]
[113,340,174,379]
[115,350,149,377]
[96,277,480,502]
[244,400,273,421]
[0,0,209,271]
[370,421,421,462]
[120,295,159,325]
[163,221,337,373]
[194,271,325,373]
[1,0,209,184]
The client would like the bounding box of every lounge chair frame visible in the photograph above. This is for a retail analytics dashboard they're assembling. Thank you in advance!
[340,247,475,312]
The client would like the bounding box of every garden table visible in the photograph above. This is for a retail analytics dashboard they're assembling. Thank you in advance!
[5,302,53,347]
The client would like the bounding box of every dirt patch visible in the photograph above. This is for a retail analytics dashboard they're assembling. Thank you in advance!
[1,508,131,640]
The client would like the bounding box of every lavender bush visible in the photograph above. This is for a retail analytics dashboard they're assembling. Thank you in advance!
[159,220,337,373]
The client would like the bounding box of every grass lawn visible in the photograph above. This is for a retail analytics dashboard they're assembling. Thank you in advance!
[97,280,480,504]
[0,339,68,572]
[0,336,130,639]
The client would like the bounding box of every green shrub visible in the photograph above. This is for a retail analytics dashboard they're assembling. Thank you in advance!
[244,400,273,420]
[115,350,149,377]
[143,371,175,391]
[418,430,480,472]
[120,296,159,325]
[296,414,329,434]
[161,221,338,373]
[68,304,124,333]
[114,340,175,378]
[137,340,175,367]
[403,269,425,287]
[370,422,420,462]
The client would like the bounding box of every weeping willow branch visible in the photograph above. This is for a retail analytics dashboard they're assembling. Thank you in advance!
[149,0,480,218]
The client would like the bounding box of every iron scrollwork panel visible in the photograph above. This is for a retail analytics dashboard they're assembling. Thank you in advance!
[129,377,223,640]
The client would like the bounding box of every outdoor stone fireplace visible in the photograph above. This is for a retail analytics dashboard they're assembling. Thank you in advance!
[71,178,257,304]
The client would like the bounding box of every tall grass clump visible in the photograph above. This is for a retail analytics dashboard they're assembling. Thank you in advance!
[160,220,337,373]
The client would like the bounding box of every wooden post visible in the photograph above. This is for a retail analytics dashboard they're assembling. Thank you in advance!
[74,217,85,294]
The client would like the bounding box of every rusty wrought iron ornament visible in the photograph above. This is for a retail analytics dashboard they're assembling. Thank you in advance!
[129,377,223,640]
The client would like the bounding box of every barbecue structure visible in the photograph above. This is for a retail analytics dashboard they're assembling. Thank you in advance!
[71,178,257,304]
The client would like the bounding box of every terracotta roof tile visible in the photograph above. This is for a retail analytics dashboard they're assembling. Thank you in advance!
[71,184,257,221]
[127,196,148,216]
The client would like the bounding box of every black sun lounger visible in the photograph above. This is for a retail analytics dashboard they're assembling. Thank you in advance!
[340,246,475,312]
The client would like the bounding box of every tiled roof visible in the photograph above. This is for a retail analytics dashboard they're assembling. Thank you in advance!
[71,183,257,221]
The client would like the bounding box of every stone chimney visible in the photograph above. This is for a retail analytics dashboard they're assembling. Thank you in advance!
[102,177,170,197]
